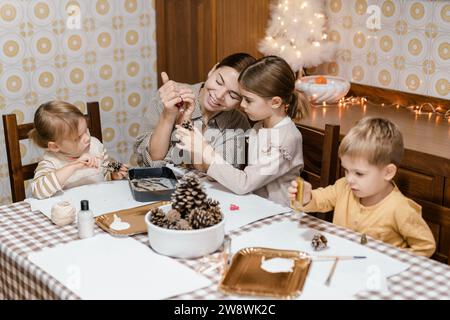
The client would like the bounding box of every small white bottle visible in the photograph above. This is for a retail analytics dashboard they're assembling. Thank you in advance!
[78,200,94,239]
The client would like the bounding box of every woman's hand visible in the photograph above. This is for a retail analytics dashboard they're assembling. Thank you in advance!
[159,72,196,119]
[111,163,129,180]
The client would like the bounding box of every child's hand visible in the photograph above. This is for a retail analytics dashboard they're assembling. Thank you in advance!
[74,153,100,169]
[111,163,129,180]
[175,125,204,155]
[288,179,312,206]
[175,125,217,166]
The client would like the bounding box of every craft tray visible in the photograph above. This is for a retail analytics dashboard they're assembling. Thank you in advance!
[219,247,311,299]
[128,167,178,202]
[95,201,170,236]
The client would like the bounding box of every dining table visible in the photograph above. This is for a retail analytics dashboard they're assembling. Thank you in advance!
[1,195,450,300]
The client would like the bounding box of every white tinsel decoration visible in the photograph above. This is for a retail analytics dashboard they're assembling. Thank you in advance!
[259,0,337,72]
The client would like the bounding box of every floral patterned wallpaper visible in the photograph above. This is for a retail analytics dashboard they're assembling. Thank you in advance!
[0,0,157,204]
[312,0,449,99]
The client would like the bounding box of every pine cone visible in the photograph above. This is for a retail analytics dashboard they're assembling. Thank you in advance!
[171,173,208,219]
[166,209,181,224]
[188,208,216,229]
[105,160,122,173]
[176,219,192,230]
[181,120,193,131]
[208,205,223,225]
[205,198,222,224]
[311,233,328,251]
[150,208,167,228]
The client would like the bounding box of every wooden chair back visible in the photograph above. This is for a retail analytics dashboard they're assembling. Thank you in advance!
[415,198,450,265]
[2,102,102,202]
[297,123,340,222]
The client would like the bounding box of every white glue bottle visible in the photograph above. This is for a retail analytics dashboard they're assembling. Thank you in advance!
[78,200,94,239]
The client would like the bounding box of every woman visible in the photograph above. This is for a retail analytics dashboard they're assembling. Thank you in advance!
[134,52,256,170]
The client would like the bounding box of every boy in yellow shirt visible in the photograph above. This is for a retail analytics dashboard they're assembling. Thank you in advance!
[288,117,436,257]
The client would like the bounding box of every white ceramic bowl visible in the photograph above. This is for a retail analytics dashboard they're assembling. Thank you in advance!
[296,75,351,104]
[145,205,225,259]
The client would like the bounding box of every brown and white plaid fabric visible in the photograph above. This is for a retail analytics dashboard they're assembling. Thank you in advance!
[1,201,449,300]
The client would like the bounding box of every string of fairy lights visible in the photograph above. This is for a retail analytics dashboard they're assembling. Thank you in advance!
[331,97,450,122]
[260,1,449,123]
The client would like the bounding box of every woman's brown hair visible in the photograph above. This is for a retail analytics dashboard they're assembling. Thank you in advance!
[215,52,257,74]
[238,55,310,119]
[29,101,85,148]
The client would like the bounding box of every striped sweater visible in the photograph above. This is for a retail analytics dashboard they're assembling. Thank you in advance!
[31,137,110,199]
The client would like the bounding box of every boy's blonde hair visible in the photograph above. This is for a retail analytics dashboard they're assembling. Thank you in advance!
[29,101,84,148]
[338,117,404,167]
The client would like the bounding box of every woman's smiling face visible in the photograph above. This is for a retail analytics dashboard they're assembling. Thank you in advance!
[201,66,242,113]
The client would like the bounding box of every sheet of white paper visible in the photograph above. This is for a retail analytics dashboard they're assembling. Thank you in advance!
[28,234,211,300]
[230,220,410,299]
[203,181,291,233]
[25,180,155,219]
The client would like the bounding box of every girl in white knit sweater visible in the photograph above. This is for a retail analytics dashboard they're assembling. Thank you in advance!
[29,101,128,199]
[176,56,309,207]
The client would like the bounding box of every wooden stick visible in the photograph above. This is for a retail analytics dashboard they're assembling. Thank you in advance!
[325,257,339,286]
[313,255,366,261]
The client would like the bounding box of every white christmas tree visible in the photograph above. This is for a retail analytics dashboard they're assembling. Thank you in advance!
[259,0,336,74]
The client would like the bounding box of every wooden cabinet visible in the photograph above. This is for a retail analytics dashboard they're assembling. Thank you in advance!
[216,0,270,60]
[155,0,270,86]
[155,0,217,86]
[445,178,450,208]
[395,150,447,204]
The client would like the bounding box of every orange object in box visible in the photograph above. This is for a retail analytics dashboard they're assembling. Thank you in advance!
[314,76,327,84]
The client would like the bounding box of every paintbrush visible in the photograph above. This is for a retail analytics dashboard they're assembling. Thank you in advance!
[325,257,339,286]
[312,255,366,261]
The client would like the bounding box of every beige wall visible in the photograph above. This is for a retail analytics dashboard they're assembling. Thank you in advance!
[311,0,449,99]
[0,0,157,205]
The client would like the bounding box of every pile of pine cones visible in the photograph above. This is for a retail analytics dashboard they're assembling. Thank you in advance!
[149,173,222,230]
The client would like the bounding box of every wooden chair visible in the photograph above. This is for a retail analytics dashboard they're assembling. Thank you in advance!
[2,102,102,203]
[297,123,341,222]
[414,198,450,265]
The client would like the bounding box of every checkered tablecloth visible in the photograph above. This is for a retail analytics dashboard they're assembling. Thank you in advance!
[1,201,449,300]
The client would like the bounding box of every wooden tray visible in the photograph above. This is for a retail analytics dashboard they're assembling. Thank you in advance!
[219,247,311,299]
[95,201,170,236]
